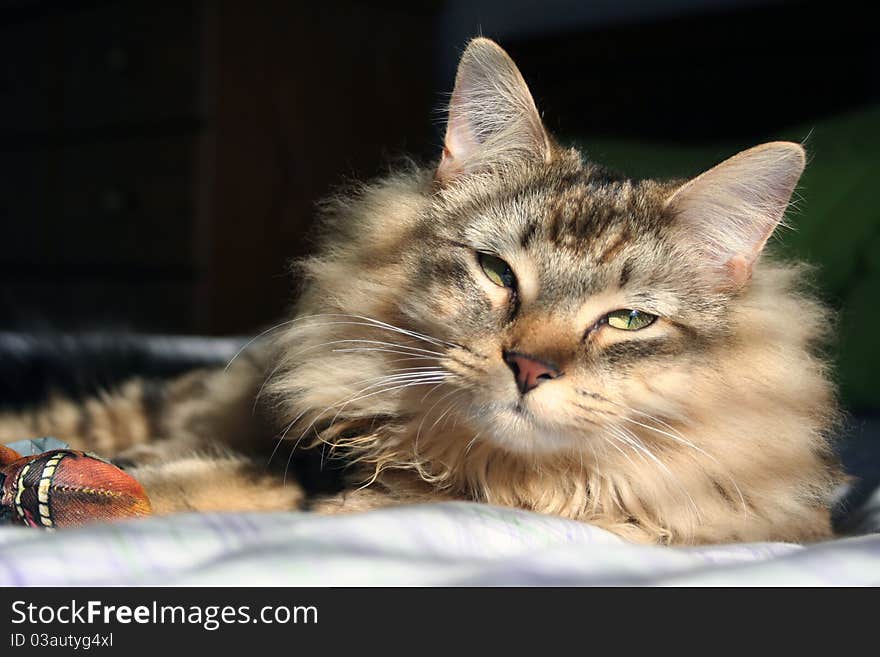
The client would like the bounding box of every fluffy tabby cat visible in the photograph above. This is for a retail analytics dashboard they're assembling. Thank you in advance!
[0,39,842,544]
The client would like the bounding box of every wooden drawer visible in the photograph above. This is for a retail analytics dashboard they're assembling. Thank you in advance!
[1,134,201,269]
[55,135,202,268]
[60,1,206,132]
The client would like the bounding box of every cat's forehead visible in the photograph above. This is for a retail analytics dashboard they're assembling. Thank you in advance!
[451,166,676,297]
[455,164,667,242]
[523,176,659,252]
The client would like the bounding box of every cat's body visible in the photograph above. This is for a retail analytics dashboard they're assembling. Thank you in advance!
[0,39,842,544]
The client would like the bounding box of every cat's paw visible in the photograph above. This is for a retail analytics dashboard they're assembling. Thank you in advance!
[111,443,168,470]
[128,453,305,515]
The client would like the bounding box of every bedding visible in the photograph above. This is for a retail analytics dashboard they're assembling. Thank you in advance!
[0,501,877,586]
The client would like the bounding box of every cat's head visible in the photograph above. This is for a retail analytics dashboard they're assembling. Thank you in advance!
[271,39,834,536]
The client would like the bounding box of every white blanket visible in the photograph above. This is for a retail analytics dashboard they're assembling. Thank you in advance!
[0,502,877,586]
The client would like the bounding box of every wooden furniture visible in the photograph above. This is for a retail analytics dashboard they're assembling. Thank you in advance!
[0,0,437,334]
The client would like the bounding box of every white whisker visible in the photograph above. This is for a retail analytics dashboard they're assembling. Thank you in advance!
[227,311,458,371]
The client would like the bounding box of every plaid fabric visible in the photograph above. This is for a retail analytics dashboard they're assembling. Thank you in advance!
[0,502,877,586]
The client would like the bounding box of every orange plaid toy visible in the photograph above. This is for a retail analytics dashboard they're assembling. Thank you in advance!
[0,442,152,528]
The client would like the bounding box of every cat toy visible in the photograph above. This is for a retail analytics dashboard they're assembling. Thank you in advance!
[0,438,152,529]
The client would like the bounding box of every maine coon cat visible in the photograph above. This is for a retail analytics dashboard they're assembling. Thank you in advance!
[0,38,841,544]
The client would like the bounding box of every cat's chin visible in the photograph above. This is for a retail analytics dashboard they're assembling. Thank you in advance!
[467,402,585,455]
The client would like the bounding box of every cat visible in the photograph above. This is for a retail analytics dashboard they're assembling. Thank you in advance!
[0,38,842,544]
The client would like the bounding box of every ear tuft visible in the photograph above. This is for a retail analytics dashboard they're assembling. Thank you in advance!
[437,38,551,183]
[666,141,806,288]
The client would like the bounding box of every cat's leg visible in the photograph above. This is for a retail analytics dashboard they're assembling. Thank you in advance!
[0,359,273,462]
[0,379,161,456]
[125,451,304,515]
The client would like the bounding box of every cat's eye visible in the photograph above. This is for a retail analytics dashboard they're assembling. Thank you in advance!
[606,309,656,331]
[479,253,516,289]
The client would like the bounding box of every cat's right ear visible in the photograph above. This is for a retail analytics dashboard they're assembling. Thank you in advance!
[437,38,552,184]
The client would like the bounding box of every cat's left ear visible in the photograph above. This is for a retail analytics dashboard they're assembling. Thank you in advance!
[437,38,552,183]
[665,142,806,289]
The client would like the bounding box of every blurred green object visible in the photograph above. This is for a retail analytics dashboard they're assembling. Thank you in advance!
[573,105,880,410]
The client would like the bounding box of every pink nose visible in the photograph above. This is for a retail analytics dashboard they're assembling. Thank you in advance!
[503,351,561,395]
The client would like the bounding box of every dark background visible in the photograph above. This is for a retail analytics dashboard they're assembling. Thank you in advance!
[1,0,878,411]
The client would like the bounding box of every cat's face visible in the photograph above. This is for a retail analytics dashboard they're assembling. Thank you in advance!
[397,165,719,454]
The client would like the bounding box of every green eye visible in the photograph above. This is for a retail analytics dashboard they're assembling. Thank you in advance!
[606,309,657,331]
[479,253,516,289]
